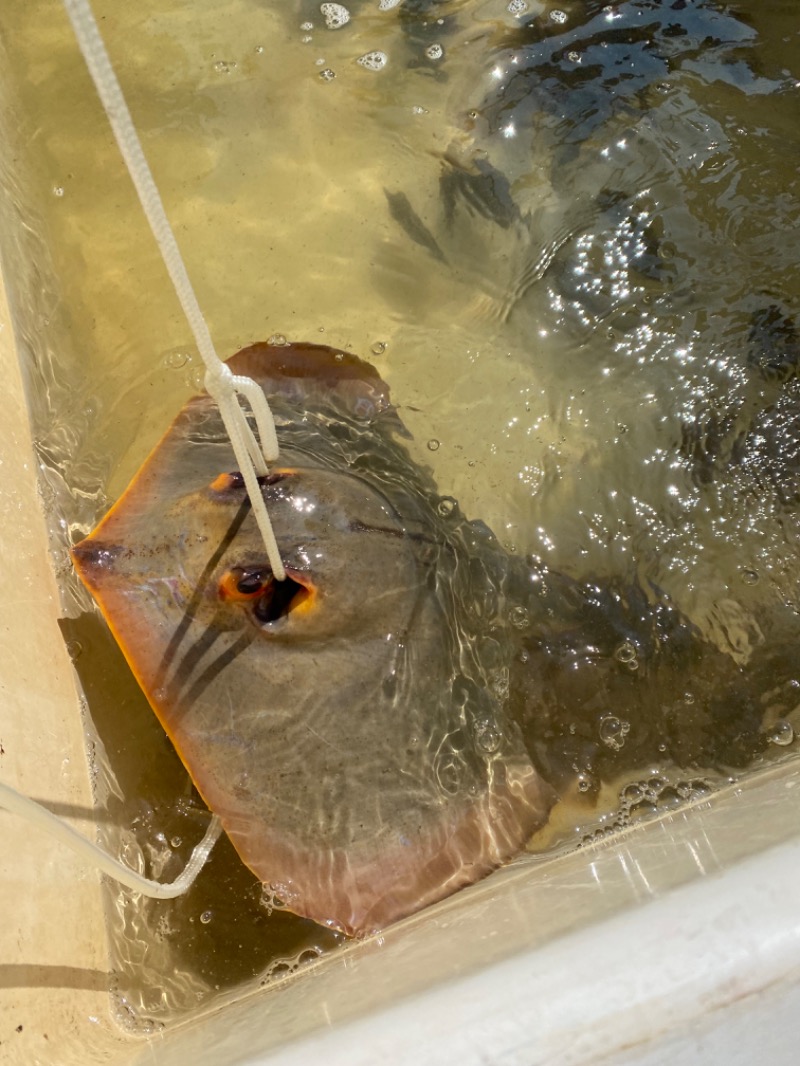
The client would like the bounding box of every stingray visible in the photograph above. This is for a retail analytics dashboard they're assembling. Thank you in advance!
[71,342,554,937]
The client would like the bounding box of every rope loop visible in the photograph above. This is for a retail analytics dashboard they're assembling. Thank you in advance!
[205,369,287,581]
[0,779,223,900]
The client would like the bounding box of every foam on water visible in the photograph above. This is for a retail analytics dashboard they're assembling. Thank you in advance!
[321,3,350,30]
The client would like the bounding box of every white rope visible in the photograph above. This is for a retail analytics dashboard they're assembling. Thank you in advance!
[210,364,285,571]
[0,779,222,899]
[62,0,286,580]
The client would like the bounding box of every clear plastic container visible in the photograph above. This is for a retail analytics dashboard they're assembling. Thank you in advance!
[2,0,799,1061]
[3,329,800,1064]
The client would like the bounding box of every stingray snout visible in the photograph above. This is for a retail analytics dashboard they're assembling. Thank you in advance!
[70,539,126,577]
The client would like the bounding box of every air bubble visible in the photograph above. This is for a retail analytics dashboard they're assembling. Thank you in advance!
[437,496,457,517]
[599,715,630,750]
[614,641,637,664]
[65,640,83,661]
[170,836,182,849]
[676,779,711,800]
[199,910,213,925]
[188,366,206,391]
[262,962,292,983]
[321,3,350,29]
[658,786,682,808]
[617,775,716,826]
[260,945,323,986]
[357,50,388,71]
[268,333,288,346]
[767,719,794,746]
[425,44,444,60]
[576,772,595,794]
[371,341,387,355]
[509,606,530,630]
[629,799,658,821]
[155,914,172,942]
[427,439,440,451]
[475,720,502,754]
[259,884,288,916]
[319,68,336,81]
[620,782,643,805]
[163,350,189,369]
[741,568,760,586]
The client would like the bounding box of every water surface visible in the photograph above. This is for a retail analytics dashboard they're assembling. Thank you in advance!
[0,0,797,1029]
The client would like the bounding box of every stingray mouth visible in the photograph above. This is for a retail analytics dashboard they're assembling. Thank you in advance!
[218,566,315,626]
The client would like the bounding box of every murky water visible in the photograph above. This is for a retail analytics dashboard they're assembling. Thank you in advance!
[0,0,798,1030]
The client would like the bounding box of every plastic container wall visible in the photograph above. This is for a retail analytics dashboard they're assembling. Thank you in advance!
[1,3,800,1063]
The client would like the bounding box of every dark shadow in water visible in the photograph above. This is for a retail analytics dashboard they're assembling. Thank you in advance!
[58,612,342,1007]
[510,567,800,801]
[0,965,111,992]
[22,799,113,822]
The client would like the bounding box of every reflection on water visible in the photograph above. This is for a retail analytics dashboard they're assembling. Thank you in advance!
[0,0,798,1029]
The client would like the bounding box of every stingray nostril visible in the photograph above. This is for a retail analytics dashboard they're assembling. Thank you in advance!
[220,566,314,619]
[253,575,310,625]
